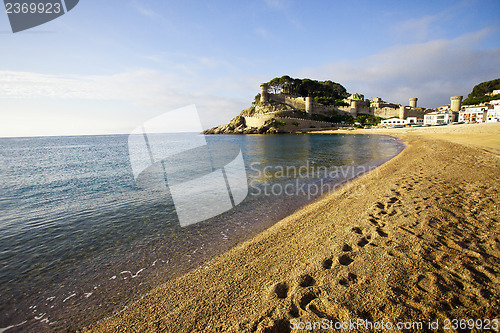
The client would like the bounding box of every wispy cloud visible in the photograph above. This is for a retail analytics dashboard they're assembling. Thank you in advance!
[255,27,272,40]
[0,70,177,102]
[130,1,159,19]
[0,68,257,134]
[299,29,500,108]
[396,15,441,41]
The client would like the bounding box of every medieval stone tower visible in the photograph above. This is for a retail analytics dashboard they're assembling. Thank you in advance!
[305,96,313,113]
[350,99,359,118]
[409,98,418,108]
[260,83,269,103]
[450,96,463,112]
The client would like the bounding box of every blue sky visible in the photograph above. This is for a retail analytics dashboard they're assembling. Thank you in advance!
[1,0,500,136]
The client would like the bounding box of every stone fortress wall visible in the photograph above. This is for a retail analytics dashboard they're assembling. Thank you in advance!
[261,83,353,117]
[267,92,353,117]
[268,93,307,111]
[372,106,401,119]
[258,83,461,123]
[244,114,339,131]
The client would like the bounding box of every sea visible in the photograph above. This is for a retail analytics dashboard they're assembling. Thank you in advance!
[0,133,404,332]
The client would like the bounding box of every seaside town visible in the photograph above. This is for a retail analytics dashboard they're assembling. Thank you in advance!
[204,77,500,135]
[364,92,500,127]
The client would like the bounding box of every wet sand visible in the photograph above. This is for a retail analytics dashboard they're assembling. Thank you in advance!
[86,123,500,332]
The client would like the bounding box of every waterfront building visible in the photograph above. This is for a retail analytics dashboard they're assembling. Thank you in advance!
[459,106,489,123]
[424,111,456,125]
[486,104,500,123]
[406,117,424,125]
[381,118,406,126]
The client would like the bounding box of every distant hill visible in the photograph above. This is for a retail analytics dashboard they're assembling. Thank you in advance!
[463,78,500,105]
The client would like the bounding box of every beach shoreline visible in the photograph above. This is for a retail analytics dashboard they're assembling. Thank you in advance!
[86,123,500,333]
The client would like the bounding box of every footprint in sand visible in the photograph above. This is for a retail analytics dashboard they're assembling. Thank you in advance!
[391,189,401,196]
[339,273,358,287]
[323,241,356,270]
[322,258,333,269]
[388,196,399,204]
[298,274,316,288]
[376,228,389,237]
[342,244,352,252]
[368,194,403,224]
[273,282,289,299]
[357,237,370,247]
[290,288,337,322]
[352,227,363,235]
[338,254,354,266]
[368,216,385,228]
[299,290,319,310]
[254,317,291,333]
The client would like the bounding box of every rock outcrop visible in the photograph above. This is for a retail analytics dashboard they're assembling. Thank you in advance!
[203,116,285,135]
[203,101,295,135]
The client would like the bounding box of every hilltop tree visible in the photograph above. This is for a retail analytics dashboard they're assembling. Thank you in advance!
[265,76,348,104]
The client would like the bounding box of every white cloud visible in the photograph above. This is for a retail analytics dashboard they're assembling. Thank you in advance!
[0,69,255,136]
[396,15,441,41]
[300,29,500,108]
[0,70,181,104]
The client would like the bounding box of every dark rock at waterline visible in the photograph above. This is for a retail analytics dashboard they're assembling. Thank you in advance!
[203,116,286,135]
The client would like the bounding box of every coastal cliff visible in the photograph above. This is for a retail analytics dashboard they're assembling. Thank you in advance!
[203,76,384,135]
[203,102,296,134]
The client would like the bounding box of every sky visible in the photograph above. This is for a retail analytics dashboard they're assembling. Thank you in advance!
[1,0,500,137]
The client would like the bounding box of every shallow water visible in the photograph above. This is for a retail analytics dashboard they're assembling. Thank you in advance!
[0,133,403,332]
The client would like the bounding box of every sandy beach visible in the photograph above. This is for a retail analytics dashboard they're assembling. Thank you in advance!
[86,123,500,332]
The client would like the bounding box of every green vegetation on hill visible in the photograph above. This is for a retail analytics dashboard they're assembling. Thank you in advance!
[463,78,500,105]
[355,114,383,126]
[310,111,354,124]
[313,97,349,107]
[263,75,348,105]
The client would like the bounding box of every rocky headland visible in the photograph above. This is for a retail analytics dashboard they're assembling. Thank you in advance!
[203,102,295,135]
[203,76,356,135]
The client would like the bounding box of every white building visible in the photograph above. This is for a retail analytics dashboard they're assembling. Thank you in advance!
[424,111,456,125]
[459,106,489,123]
[486,90,500,96]
[406,117,423,125]
[486,105,500,122]
[381,118,406,126]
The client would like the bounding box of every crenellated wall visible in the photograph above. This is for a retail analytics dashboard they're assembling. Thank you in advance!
[399,106,429,119]
[244,115,341,131]
[269,93,352,117]
[269,93,307,110]
[373,107,401,119]
[261,84,432,121]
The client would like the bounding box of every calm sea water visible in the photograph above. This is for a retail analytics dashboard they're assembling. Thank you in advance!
[0,133,403,332]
